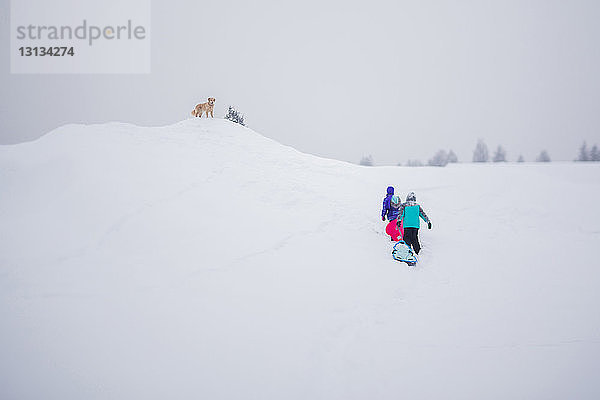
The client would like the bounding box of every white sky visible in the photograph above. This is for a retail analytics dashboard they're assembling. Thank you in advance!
[1,0,599,163]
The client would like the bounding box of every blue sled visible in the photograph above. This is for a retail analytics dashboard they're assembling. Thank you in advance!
[391,240,418,266]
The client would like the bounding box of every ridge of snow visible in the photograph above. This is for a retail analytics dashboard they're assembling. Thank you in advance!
[1,119,600,399]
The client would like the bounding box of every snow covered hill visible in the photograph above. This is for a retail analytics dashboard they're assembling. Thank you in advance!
[1,119,600,400]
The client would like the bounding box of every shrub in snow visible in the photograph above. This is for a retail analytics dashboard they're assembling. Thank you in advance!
[536,150,551,162]
[359,155,374,166]
[225,106,245,126]
[492,146,507,162]
[472,139,489,162]
[591,145,600,162]
[447,150,458,163]
[428,150,449,167]
[406,159,424,167]
[517,155,525,162]
[577,142,600,162]
[577,142,589,161]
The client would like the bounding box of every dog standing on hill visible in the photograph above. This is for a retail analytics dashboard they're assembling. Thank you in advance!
[191,98,216,118]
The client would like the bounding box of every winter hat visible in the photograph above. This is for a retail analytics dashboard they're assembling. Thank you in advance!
[406,191,416,202]
[387,186,394,195]
[391,195,400,206]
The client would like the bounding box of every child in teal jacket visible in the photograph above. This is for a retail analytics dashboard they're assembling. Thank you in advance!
[396,192,431,254]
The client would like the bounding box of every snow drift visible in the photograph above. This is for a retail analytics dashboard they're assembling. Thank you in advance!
[1,118,600,399]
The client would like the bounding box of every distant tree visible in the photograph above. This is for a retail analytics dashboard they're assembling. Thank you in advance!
[359,155,374,166]
[472,139,489,162]
[536,150,551,162]
[492,145,507,162]
[396,162,402,166]
[590,145,600,161]
[447,150,458,163]
[225,106,245,126]
[517,155,525,162]
[577,142,589,161]
[406,159,424,167]
[428,150,449,167]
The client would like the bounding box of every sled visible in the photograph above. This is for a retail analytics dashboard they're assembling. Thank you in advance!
[391,240,418,266]
[385,219,404,241]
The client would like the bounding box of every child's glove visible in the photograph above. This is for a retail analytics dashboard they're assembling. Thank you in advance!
[382,216,386,221]
[428,222,432,229]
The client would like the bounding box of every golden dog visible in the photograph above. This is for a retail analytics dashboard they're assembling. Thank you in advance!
[191,97,216,118]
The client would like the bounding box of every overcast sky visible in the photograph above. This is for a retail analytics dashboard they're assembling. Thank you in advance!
[1,0,599,164]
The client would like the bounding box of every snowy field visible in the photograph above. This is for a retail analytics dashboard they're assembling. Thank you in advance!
[1,119,599,400]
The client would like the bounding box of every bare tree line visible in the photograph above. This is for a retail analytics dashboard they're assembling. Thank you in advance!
[359,140,600,166]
